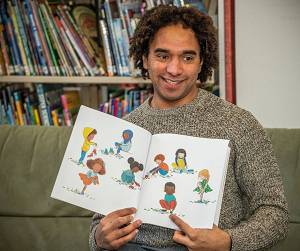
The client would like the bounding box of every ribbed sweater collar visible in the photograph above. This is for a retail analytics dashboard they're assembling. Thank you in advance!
[140,89,208,116]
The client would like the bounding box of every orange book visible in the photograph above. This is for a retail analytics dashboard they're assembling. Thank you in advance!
[51,109,59,126]
[13,92,24,125]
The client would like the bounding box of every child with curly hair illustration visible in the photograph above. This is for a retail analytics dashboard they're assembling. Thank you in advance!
[121,157,143,189]
[145,154,169,179]
[115,129,133,157]
[159,182,177,213]
[193,169,213,202]
[78,127,97,165]
[79,158,106,195]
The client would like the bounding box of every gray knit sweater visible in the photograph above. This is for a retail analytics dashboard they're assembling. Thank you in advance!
[89,89,288,251]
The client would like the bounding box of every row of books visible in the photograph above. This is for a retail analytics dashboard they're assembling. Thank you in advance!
[95,0,216,77]
[0,0,217,78]
[0,84,81,126]
[99,87,152,118]
[0,83,152,126]
[0,0,103,77]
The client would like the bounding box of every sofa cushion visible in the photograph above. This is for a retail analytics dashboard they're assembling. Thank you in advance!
[0,125,92,217]
[266,129,300,224]
[0,216,90,251]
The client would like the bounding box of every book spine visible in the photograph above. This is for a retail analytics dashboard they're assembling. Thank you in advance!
[113,18,129,76]
[30,0,55,75]
[5,86,17,124]
[0,16,13,75]
[60,94,72,126]
[64,8,104,75]
[103,0,122,76]
[13,91,24,125]
[37,5,59,76]
[21,1,40,75]
[42,3,70,76]
[13,0,35,75]
[54,16,83,76]
[51,109,59,126]
[2,6,23,75]
[8,0,29,75]
[99,19,114,76]
[57,10,92,76]
[24,94,34,125]
[58,6,100,76]
[33,107,41,125]
[24,0,49,75]
[36,84,51,125]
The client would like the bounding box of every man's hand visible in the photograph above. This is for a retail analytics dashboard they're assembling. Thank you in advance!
[170,214,231,251]
[95,207,142,250]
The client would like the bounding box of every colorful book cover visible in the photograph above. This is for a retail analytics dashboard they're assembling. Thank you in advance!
[51,105,230,230]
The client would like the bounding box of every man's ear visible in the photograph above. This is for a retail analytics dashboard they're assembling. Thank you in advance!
[143,55,148,70]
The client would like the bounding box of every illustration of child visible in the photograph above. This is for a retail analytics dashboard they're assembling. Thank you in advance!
[79,158,106,195]
[115,129,133,156]
[159,182,177,213]
[78,127,97,165]
[193,169,213,202]
[145,154,169,178]
[171,149,187,173]
[121,157,143,189]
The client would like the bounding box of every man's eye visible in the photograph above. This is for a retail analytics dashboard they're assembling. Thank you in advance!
[156,54,169,61]
[183,55,195,62]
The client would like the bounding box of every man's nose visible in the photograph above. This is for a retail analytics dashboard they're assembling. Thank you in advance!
[166,57,183,76]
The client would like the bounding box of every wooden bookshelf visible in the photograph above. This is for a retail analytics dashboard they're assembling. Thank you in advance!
[0,76,151,85]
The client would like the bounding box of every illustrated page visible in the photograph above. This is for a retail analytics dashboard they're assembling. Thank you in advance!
[135,133,230,230]
[51,105,152,215]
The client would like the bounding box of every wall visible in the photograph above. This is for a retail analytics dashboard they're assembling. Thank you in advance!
[235,0,300,128]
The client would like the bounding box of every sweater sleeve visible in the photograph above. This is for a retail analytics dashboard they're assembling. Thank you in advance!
[89,213,104,251]
[225,111,289,251]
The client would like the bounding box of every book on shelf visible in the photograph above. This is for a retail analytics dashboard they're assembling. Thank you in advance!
[51,105,230,230]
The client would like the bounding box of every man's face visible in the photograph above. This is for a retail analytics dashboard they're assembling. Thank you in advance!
[143,24,202,109]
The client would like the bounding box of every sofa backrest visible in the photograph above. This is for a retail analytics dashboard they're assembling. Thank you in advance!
[0,125,92,217]
[0,126,299,250]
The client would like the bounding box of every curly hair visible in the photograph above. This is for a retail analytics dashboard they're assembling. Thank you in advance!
[129,4,218,83]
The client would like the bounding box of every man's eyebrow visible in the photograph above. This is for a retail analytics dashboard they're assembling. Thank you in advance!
[153,48,198,55]
[154,48,169,53]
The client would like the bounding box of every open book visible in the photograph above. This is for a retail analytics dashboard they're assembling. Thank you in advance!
[51,105,230,230]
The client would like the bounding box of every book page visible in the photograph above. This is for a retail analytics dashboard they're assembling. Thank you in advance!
[51,105,151,215]
[135,133,229,230]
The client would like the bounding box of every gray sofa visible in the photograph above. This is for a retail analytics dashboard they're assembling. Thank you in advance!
[0,126,299,250]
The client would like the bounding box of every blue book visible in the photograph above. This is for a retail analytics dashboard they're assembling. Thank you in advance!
[13,0,35,75]
[36,84,51,125]
[0,2,22,75]
[113,18,129,76]
[23,0,49,75]
[103,0,122,76]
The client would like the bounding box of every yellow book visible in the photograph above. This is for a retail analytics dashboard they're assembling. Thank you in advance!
[33,108,41,125]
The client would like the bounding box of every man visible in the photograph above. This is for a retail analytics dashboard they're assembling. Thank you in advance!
[89,5,288,251]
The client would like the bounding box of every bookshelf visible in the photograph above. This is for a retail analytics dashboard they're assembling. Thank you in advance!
[0,0,226,126]
[0,76,151,84]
